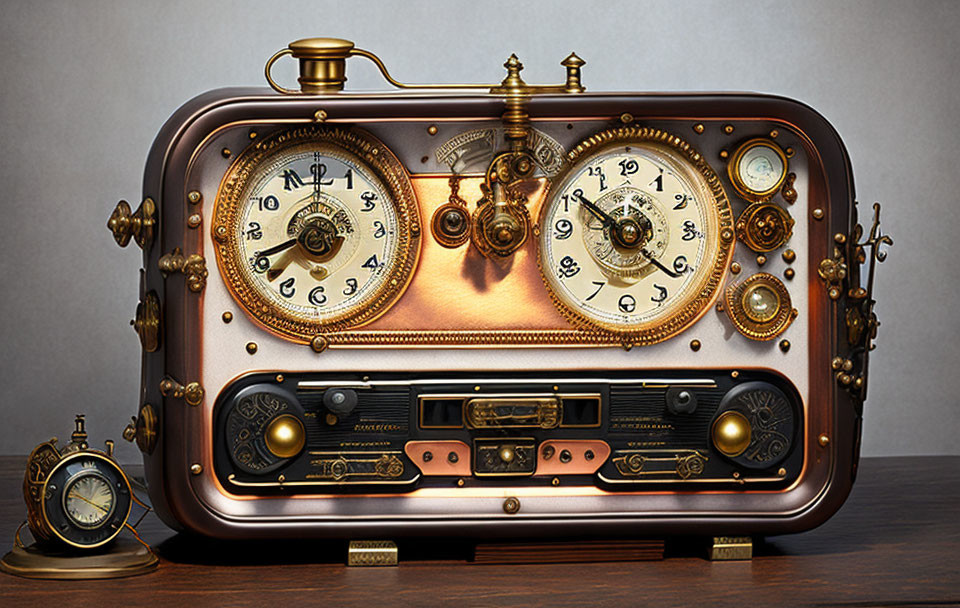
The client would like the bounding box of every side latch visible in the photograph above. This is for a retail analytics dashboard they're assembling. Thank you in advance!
[158,248,208,293]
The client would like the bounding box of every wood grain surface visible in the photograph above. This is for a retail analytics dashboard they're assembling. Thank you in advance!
[0,456,957,607]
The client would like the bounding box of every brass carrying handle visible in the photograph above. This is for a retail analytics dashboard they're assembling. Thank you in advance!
[264,37,585,95]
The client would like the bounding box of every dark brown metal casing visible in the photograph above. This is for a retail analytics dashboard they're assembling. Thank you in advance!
[130,87,870,539]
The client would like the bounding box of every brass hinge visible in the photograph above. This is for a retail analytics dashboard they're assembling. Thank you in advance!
[159,376,204,406]
[158,248,207,293]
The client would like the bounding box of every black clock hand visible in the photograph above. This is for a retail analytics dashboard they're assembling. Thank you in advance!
[575,193,616,228]
[255,238,297,259]
[641,249,681,278]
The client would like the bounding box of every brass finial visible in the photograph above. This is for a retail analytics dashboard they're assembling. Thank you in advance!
[561,52,585,93]
[71,414,88,447]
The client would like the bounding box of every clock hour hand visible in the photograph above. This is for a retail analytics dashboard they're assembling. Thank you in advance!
[255,238,297,260]
[68,491,110,514]
[575,193,616,228]
[641,249,681,278]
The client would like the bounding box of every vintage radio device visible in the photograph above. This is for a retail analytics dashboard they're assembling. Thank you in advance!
[108,38,891,541]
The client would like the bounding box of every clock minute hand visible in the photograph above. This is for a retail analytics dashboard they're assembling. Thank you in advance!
[575,193,616,228]
[641,249,681,278]
[255,238,297,259]
[68,491,110,514]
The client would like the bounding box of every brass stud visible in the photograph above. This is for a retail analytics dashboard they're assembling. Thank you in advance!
[733,471,741,479]
[756,255,767,266]
[187,213,202,229]
[190,464,202,475]
[785,147,795,158]
[275,374,284,383]
[420,156,429,164]
[812,208,824,220]
[503,497,521,514]
[214,225,228,241]
[719,150,729,159]
[325,413,338,426]
[818,434,830,447]
[620,112,634,124]
[831,356,843,370]
[474,385,481,391]
[314,109,328,122]
[553,385,559,391]
[782,249,796,263]
[693,123,705,134]
[690,339,702,352]
[716,302,724,312]
[448,451,459,463]
[731,262,742,274]
[552,477,560,486]
[834,233,846,244]
[248,130,258,139]
[854,377,864,389]
[456,478,465,487]
[712,411,752,457]
[784,268,795,280]
[422,451,433,463]
[778,467,787,477]
[311,335,329,353]
[542,445,555,460]
[721,227,734,243]
[245,342,258,355]
[187,190,202,204]
[779,339,791,352]
[731,370,740,378]
[264,415,305,458]
[723,124,735,134]
[842,359,853,372]
[221,148,231,158]
[222,311,233,324]
[769,129,779,138]
[427,124,438,136]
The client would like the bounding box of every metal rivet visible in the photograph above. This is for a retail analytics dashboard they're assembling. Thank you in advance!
[314,109,328,122]
[812,208,824,220]
[187,190,202,204]
[723,124,734,134]
[275,374,284,383]
[584,450,595,461]
[835,233,846,244]
[731,370,740,378]
[731,262,742,274]
[551,477,560,486]
[311,335,329,353]
[503,497,521,514]
[245,342,258,355]
[779,339,791,352]
[190,464,202,475]
[756,255,767,266]
[620,112,634,124]
[693,123,705,134]
[187,213,202,229]
[222,311,233,323]
[690,339,701,352]
[325,413,338,426]
[427,124,438,135]
[778,467,787,477]
[448,451,459,463]
[719,150,729,159]
[818,434,830,447]
[785,147,795,158]
[559,449,572,463]
[221,148,231,158]
[542,445,555,460]
[423,451,433,462]
[249,130,258,139]
[782,249,796,263]
[474,385,480,391]
[456,478,465,487]
[784,268,795,280]
[420,156,429,164]
[769,129,779,138]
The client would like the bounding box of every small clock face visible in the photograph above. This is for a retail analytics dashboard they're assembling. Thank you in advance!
[214,127,420,341]
[539,129,733,343]
[729,139,788,200]
[63,472,116,528]
[42,453,132,548]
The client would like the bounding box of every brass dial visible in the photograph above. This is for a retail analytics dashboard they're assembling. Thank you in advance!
[213,127,420,341]
[538,128,734,343]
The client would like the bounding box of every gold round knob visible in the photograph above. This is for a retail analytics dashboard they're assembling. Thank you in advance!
[712,411,752,457]
[499,446,515,463]
[264,415,305,459]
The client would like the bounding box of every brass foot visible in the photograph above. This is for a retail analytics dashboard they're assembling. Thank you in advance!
[346,540,398,567]
[708,536,753,561]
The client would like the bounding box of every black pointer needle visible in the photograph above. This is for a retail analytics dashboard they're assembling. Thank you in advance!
[575,193,616,228]
[641,250,681,278]
[255,238,297,259]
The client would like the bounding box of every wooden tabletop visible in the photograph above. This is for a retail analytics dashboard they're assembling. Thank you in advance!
[1,455,957,607]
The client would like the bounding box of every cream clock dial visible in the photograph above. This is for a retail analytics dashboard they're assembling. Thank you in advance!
[539,128,734,343]
[214,127,420,341]
[63,472,116,528]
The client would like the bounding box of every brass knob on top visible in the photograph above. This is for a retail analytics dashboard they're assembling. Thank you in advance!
[712,411,752,457]
[107,198,155,249]
[264,414,306,459]
[266,38,356,94]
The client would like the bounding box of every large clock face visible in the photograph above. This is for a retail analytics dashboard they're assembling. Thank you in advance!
[538,128,733,343]
[213,127,420,341]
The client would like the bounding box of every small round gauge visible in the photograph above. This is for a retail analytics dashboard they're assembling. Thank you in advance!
[213,126,420,341]
[41,453,132,548]
[538,128,734,343]
[728,139,788,201]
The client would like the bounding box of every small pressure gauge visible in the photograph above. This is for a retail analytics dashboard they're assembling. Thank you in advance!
[728,139,788,201]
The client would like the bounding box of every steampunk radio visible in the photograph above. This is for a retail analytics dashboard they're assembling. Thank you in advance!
[108,38,891,543]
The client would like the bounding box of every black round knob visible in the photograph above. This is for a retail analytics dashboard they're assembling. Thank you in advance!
[323,388,358,416]
[665,387,697,415]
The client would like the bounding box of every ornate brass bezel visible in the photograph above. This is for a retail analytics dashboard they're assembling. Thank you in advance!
[536,127,735,346]
[724,272,797,341]
[212,125,421,342]
[727,138,788,202]
[735,202,795,253]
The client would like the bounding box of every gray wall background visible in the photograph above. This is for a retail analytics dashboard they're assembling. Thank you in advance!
[1,0,957,463]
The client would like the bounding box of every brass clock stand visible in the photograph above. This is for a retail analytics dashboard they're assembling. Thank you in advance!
[0,415,158,580]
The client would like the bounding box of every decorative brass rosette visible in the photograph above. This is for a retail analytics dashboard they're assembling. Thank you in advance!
[736,202,795,253]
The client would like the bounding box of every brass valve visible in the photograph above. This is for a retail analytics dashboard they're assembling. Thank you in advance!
[107,198,155,249]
